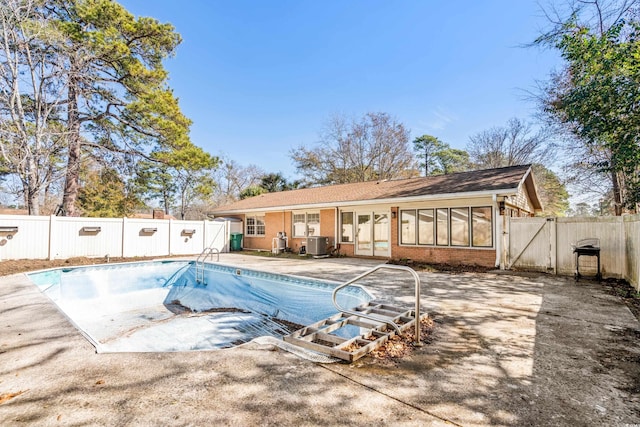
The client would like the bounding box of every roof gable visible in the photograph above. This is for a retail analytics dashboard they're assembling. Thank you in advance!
[212,165,541,214]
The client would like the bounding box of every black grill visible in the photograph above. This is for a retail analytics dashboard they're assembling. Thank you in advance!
[572,238,601,281]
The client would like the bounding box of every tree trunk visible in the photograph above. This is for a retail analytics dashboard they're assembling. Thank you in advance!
[180,189,186,220]
[424,151,429,177]
[163,190,170,214]
[62,71,81,217]
[26,158,40,215]
[611,168,623,216]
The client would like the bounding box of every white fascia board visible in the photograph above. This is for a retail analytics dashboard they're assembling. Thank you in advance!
[214,188,520,215]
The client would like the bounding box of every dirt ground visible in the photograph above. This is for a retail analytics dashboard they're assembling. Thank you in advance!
[0,256,176,276]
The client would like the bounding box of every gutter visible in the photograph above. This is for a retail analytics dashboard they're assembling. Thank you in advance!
[212,187,522,215]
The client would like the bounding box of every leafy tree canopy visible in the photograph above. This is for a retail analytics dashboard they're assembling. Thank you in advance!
[259,172,301,193]
[467,118,568,215]
[1,0,201,216]
[536,0,640,213]
[135,146,218,219]
[77,165,143,217]
[239,185,266,200]
[412,134,470,176]
[291,112,416,185]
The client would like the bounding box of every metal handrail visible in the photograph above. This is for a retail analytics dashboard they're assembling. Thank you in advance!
[197,246,220,263]
[331,264,422,345]
[195,247,220,283]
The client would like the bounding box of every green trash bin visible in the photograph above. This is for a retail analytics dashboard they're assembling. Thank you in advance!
[230,232,243,251]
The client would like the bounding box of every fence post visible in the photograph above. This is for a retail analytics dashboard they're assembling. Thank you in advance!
[203,219,208,249]
[122,217,127,258]
[48,215,55,260]
[168,218,173,256]
[549,217,557,274]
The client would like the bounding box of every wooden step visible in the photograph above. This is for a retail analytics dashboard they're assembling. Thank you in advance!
[283,301,425,362]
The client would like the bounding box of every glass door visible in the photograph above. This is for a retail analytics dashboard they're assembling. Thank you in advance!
[373,213,390,257]
[356,213,373,256]
[355,211,390,257]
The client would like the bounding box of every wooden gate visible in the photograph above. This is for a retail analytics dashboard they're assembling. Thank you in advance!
[507,217,557,273]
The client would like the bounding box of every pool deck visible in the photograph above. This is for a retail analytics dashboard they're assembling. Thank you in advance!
[1,254,639,426]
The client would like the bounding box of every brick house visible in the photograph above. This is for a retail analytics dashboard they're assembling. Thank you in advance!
[210,164,542,268]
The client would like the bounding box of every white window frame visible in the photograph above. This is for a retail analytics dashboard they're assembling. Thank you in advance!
[245,214,265,236]
[340,211,354,243]
[399,206,493,248]
[292,211,321,237]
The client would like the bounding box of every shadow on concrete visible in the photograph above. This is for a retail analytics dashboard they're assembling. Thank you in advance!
[1,255,639,425]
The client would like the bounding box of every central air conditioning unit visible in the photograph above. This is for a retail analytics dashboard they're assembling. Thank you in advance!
[306,236,329,256]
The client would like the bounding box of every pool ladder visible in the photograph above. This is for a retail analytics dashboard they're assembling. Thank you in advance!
[332,264,422,342]
[195,247,219,284]
[284,264,425,362]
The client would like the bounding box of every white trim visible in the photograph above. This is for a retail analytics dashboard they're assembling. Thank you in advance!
[494,194,502,268]
[291,208,320,214]
[213,188,520,215]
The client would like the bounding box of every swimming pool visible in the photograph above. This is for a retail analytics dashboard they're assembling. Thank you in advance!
[27,261,372,352]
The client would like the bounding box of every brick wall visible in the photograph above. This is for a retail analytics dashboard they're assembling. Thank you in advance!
[337,243,355,257]
[265,212,287,240]
[320,209,335,249]
[243,212,289,251]
[392,245,496,267]
[244,211,336,253]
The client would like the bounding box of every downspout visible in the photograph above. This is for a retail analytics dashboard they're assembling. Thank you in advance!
[493,194,501,268]
[334,207,339,254]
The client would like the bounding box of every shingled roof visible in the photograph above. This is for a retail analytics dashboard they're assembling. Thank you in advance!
[211,164,541,214]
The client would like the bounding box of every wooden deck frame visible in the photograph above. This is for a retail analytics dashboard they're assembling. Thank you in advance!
[284,301,427,362]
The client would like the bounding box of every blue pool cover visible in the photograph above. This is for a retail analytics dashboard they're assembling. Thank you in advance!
[28,261,372,352]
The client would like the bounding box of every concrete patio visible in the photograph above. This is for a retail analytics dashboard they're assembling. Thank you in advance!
[1,254,638,426]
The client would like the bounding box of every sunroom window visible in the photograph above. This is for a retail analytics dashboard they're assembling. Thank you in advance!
[418,209,434,245]
[399,206,492,248]
[400,210,416,245]
[450,208,469,246]
[436,208,449,246]
[471,207,492,247]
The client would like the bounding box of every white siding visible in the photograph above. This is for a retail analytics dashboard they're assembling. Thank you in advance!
[169,220,204,255]
[50,217,123,259]
[204,221,230,253]
[0,215,231,261]
[122,218,170,257]
[0,215,50,260]
[513,185,533,213]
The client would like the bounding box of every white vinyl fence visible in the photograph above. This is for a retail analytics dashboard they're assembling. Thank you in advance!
[507,214,640,290]
[0,215,233,261]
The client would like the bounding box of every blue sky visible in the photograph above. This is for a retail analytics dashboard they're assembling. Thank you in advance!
[121,1,562,181]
